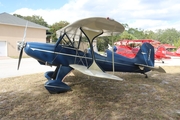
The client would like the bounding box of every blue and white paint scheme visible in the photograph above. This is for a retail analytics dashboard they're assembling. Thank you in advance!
[17,17,165,94]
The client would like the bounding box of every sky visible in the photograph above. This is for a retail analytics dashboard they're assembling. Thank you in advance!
[1,0,180,31]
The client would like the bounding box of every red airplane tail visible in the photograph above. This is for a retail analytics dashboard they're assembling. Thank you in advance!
[155,45,171,61]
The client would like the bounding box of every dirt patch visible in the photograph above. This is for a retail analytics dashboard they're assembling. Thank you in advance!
[161,66,180,73]
[0,69,180,119]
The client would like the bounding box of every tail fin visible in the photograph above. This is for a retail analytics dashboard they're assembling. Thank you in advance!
[155,45,171,59]
[155,45,166,57]
[134,42,154,67]
[134,43,166,73]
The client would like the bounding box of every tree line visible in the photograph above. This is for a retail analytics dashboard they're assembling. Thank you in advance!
[13,14,180,51]
[13,14,69,42]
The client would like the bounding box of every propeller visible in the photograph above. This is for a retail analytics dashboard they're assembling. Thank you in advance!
[17,21,28,70]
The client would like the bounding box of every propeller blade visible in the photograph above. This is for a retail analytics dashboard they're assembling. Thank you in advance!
[22,21,28,42]
[17,48,23,70]
[17,21,28,70]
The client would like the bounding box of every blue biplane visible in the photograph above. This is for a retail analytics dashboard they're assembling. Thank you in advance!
[17,17,165,93]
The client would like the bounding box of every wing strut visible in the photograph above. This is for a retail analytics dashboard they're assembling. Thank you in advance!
[110,20,118,75]
[111,33,115,75]
[70,27,123,80]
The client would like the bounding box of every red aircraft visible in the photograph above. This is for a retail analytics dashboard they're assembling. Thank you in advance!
[161,44,180,57]
[114,39,171,63]
[154,45,171,63]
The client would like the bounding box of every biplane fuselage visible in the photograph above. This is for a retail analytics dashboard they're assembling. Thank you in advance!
[24,41,154,73]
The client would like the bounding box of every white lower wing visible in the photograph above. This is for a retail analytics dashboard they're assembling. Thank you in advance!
[70,64,123,81]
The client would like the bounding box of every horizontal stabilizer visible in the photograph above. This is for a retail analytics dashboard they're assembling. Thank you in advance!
[70,64,123,81]
[135,63,166,73]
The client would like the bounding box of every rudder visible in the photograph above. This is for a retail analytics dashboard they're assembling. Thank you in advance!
[134,42,154,67]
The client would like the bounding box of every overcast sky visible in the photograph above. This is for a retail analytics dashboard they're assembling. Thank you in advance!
[1,0,180,31]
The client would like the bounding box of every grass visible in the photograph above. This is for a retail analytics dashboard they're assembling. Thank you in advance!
[0,70,180,120]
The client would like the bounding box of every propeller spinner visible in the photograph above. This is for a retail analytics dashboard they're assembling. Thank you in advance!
[17,21,28,70]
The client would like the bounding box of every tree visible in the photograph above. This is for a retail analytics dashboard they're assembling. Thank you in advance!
[118,31,137,40]
[127,28,145,39]
[174,39,180,48]
[143,30,156,39]
[97,37,109,51]
[49,21,69,42]
[121,23,129,30]
[13,14,48,27]
[154,28,180,44]
[13,14,23,18]
[24,15,48,27]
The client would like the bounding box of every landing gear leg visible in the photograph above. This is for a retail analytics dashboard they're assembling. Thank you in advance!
[141,71,148,78]
[44,65,73,94]
[144,73,148,78]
